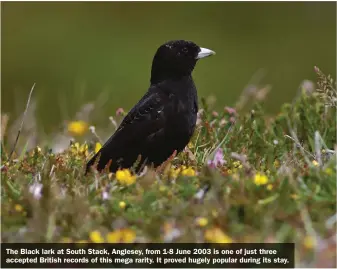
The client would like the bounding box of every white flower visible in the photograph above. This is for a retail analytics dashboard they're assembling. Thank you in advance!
[29,183,43,200]
[102,190,110,200]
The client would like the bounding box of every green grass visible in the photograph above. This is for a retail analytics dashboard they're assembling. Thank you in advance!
[1,67,336,267]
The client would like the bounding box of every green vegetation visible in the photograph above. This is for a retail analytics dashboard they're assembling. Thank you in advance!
[1,67,336,267]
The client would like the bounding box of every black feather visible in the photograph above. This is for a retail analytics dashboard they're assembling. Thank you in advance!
[86,40,214,174]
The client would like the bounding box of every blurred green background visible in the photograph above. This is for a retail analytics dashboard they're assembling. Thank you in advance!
[2,2,336,133]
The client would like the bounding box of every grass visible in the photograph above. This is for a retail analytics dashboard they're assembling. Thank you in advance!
[1,67,336,267]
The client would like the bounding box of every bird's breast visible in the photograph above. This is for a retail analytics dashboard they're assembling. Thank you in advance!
[162,77,198,138]
[167,98,197,137]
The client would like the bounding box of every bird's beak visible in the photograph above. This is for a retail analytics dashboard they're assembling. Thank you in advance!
[196,47,216,59]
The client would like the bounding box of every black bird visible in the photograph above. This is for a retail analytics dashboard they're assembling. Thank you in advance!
[86,40,215,174]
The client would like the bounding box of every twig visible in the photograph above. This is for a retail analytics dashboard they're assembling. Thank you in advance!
[284,134,315,160]
[1,114,9,141]
[89,126,103,144]
[1,114,10,159]
[314,131,322,166]
[8,83,36,160]
[137,165,148,177]
[109,116,118,131]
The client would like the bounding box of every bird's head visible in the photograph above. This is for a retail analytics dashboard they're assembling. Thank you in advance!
[151,40,215,85]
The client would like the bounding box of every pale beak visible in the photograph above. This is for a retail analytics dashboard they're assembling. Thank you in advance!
[196,47,216,59]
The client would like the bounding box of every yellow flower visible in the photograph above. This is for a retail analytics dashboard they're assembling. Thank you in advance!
[233,161,242,169]
[204,227,232,243]
[212,209,218,218]
[291,194,299,200]
[188,142,194,149]
[312,160,319,166]
[70,142,89,156]
[89,230,104,243]
[254,173,268,186]
[122,228,136,243]
[303,236,316,249]
[14,204,23,212]
[80,144,88,154]
[95,143,102,154]
[227,169,233,175]
[159,185,167,192]
[169,167,181,179]
[67,120,89,136]
[273,160,280,168]
[106,229,136,243]
[119,201,126,209]
[267,184,273,191]
[196,217,208,227]
[325,168,333,176]
[181,167,196,177]
[106,231,121,243]
[115,169,136,185]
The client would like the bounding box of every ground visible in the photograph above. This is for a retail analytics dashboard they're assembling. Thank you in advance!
[1,67,336,267]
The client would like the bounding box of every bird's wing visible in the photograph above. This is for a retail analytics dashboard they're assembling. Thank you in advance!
[104,89,169,147]
[86,88,170,173]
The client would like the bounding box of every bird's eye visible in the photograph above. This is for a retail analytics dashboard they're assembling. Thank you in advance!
[182,47,188,53]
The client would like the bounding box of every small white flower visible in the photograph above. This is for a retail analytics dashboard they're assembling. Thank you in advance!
[196,109,204,125]
[194,188,206,200]
[29,183,43,200]
[219,119,227,127]
[102,190,110,200]
[164,228,181,242]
